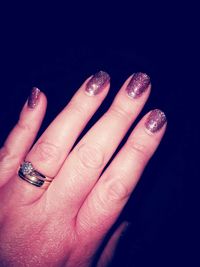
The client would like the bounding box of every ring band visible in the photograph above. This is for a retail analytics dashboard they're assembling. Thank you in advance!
[18,161,53,188]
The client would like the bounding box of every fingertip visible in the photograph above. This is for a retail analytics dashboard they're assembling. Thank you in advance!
[25,89,47,111]
[19,89,47,125]
[84,71,110,97]
[39,91,48,110]
[122,72,151,100]
[144,109,167,137]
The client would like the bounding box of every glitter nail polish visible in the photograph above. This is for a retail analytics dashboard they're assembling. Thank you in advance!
[145,109,167,133]
[28,87,40,109]
[126,72,150,99]
[85,71,110,96]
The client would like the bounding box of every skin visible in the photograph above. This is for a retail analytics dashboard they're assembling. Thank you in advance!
[0,74,166,266]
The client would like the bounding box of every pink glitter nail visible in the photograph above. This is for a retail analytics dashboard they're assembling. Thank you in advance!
[85,71,110,96]
[28,87,40,109]
[126,72,150,99]
[145,109,167,133]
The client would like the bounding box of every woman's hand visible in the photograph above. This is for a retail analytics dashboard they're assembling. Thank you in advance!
[0,71,167,267]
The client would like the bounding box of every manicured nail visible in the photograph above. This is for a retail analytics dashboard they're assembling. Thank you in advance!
[126,72,150,99]
[28,87,40,109]
[85,71,110,96]
[145,109,167,133]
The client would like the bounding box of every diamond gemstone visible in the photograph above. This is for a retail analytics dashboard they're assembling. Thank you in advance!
[21,161,34,175]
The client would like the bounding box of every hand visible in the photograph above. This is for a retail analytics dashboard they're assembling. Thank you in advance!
[0,71,167,267]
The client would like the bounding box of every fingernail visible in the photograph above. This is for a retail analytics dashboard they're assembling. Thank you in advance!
[126,72,150,99]
[28,87,40,109]
[85,71,110,96]
[145,109,167,133]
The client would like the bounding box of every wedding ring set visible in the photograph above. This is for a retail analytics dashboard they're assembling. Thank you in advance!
[18,161,53,188]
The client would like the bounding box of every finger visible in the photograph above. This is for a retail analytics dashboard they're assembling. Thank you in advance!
[77,109,167,241]
[97,222,130,267]
[49,73,151,215]
[8,71,110,203]
[0,88,47,187]
[26,71,110,178]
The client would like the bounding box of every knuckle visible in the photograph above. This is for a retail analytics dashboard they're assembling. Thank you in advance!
[128,139,149,161]
[72,103,85,116]
[94,177,130,215]
[68,100,90,117]
[77,143,104,170]
[109,104,132,121]
[105,177,130,202]
[17,119,33,133]
[33,140,60,162]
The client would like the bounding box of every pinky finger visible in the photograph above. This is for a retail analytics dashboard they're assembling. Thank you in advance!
[77,109,167,242]
[0,88,47,186]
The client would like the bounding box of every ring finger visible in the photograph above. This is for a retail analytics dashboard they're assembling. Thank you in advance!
[9,71,110,202]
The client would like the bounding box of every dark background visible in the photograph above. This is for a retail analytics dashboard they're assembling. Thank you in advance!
[0,2,199,266]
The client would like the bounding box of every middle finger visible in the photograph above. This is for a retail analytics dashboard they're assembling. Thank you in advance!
[49,72,151,215]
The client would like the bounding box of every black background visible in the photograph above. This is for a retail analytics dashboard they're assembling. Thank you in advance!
[0,2,199,266]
